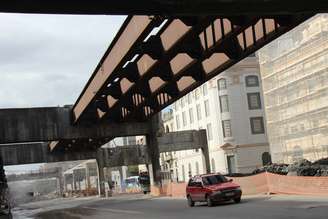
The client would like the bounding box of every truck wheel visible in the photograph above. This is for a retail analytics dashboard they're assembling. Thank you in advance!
[187,195,195,207]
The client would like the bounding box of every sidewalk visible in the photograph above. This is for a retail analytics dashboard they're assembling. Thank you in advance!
[12,193,151,219]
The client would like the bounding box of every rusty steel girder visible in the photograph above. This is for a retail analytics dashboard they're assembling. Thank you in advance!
[73,15,163,123]
[72,14,313,124]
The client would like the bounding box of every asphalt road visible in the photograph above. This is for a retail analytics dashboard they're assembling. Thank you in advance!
[13,194,328,219]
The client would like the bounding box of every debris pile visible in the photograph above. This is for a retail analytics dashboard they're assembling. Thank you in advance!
[252,163,288,175]
[251,158,328,177]
[288,158,328,177]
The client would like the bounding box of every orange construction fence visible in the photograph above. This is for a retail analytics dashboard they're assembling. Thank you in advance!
[151,173,328,197]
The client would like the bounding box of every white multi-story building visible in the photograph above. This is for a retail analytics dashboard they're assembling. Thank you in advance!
[258,14,328,163]
[162,56,270,182]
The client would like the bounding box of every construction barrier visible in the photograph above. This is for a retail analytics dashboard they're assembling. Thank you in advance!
[266,173,328,196]
[151,172,328,197]
[228,173,269,195]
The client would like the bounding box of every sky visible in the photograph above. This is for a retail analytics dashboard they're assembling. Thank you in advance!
[0,13,126,173]
[0,13,126,108]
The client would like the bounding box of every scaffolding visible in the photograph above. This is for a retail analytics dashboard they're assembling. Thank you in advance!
[258,14,328,163]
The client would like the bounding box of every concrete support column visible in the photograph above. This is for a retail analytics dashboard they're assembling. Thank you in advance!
[0,155,8,208]
[146,113,162,186]
[85,164,91,194]
[78,179,81,191]
[201,139,211,174]
[57,176,64,196]
[96,149,106,197]
[103,149,113,196]
[57,168,64,196]
[64,175,68,192]
[104,167,113,196]
[72,173,76,191]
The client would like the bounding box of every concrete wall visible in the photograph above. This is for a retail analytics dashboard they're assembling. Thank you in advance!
[151,173,328,197]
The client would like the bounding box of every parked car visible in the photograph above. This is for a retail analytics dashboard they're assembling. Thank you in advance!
[186,173,242,207]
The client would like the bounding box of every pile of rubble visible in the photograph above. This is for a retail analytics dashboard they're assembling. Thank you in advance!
[287,158,328,176]
[251,158,328,177]
[252,163,288,175]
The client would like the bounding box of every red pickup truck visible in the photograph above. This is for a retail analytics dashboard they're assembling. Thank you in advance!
[186,173,242,207]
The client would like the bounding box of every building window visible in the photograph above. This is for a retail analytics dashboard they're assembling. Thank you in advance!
[219,95,229,113]
[222,120,232,137]
[182,111,187,127]
[204,100,210,117]
[218,78,227,90]
[203,84,208,96]
[250,117,265,134]
[189,108,194,124]
[176,115,181,130]
[196,104,202,120]
[245,75,259,87]
[247,92,262,110]
[206,123,213,140]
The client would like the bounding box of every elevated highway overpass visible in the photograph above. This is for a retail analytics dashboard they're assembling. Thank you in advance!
[1,129,209,195]
[0,0,326,198]
[0,130,208,166]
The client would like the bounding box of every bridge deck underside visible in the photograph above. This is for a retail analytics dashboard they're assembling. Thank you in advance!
[73,14,313,125]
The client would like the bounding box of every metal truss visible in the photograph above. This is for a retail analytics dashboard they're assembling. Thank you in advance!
[73,14,313,124]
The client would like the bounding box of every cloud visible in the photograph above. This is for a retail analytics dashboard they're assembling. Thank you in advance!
[0,13,126,108]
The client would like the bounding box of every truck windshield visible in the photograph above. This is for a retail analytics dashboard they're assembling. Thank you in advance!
[202,175,228,185]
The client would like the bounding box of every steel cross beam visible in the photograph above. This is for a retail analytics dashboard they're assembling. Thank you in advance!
[72,14,313,124]
[0,1,327,15]
[0,130,207,166]
[0,106,150,144]
[125,15,314,121]
[97,16,215,122]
